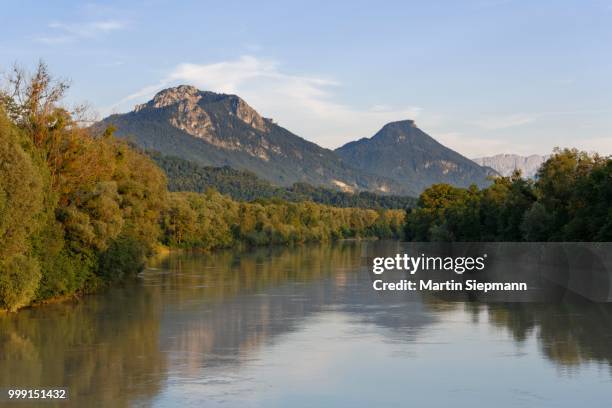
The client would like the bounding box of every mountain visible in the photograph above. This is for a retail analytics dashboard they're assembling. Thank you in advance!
[149,151,416,209]
[335,120,495,192]
[472,154,548,178]
[96,86,498,195]
[96,85,410,195]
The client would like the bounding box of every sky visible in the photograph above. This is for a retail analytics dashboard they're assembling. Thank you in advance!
[2,0,612,157]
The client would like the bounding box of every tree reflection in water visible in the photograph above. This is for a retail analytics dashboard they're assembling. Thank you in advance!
[1,241,611,407]
[0,283,165,407]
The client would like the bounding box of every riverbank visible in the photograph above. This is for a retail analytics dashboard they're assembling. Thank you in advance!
[1,236,400,313]
[0,69,405,312]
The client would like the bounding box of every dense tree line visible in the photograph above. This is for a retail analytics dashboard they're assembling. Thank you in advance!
[0,63,405,311]
[161,190,405,249]
[405,149,612,242]
[0,63,167,311]
[150,152,416,209]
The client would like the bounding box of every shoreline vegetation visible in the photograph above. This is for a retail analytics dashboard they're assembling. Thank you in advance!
[2,64,610,312]
[149,152,417,210]
[0,63,405,312]
[405,149,612,242]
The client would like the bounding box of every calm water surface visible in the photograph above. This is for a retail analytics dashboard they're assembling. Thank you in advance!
[1,241,612,407]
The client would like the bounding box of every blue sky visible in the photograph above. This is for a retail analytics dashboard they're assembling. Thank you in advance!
[2,0,612,156]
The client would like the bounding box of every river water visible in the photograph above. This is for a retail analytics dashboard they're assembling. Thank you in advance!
[1,241,611,407]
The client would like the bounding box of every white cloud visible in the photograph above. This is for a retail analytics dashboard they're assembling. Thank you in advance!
[108,56,612,157]
[102,56,612,157]
[35,19,127,44]
[89,20,125,32]
[110,56,422,148]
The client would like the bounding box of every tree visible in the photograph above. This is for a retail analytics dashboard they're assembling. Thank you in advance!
[404,149,611,243]
[0,110,45,310]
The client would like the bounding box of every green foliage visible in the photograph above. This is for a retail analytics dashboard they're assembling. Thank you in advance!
[161,190,405,250]
[0,114,45,254]
[112,144,168,254]
[0,112,45,310]
[405,149,612,242]
[97,234,148,282]
[520,202,553,241]
[0,255,41,312]
[0,63,171,310]
[56,181,124,253]
[150,152,416,210]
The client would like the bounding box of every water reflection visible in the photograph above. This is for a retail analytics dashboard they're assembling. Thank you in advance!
[150,243,435,375]
[1,241,611,407]
[0,284,165,407]
[484,301,612,369]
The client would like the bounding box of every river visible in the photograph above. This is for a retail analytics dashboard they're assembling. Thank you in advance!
[1,241,611,407]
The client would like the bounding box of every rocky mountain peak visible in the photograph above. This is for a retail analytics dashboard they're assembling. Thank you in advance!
[152,85,201,108]
[373,120,418,143]
[134,86,268,132]
[383,119,416,129]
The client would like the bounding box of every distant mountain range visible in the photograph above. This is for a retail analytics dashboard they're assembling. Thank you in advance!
[472,154,548,178]
[96,85,497,196]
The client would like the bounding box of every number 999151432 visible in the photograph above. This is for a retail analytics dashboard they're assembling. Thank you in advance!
[3,388,68,400]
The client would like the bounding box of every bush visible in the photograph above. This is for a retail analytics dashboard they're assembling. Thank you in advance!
[0,255,41,311]
[97,235,148,282]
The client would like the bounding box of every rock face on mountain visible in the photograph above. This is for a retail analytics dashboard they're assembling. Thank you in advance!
[335,120,494,192]
[472,154,548,178]
[97,86,408,194]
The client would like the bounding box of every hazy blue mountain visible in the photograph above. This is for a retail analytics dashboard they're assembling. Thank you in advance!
[335,120,495,192]
[472,154,548,178]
